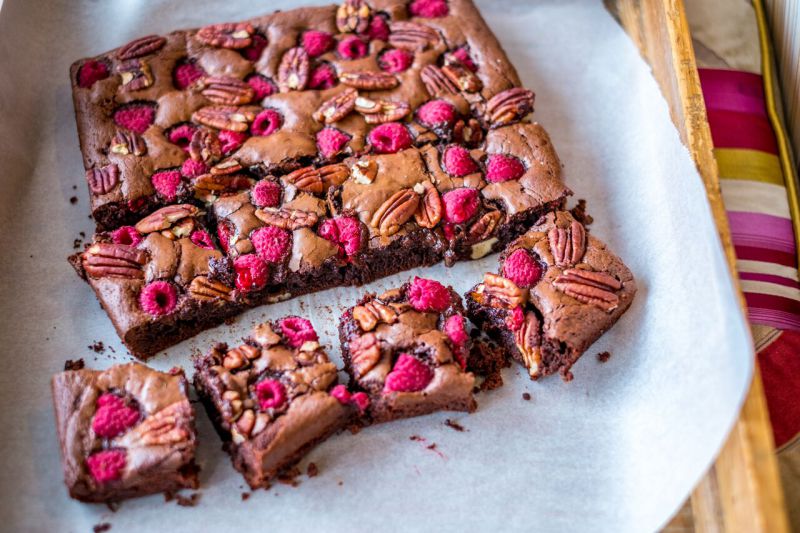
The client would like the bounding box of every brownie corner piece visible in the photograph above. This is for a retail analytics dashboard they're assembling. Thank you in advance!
[50,362,198,503]
[339,277,476,424]
[192,318,358,489]
[466,210,636,380]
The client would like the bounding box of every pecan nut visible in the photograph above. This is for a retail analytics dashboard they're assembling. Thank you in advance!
[254,207,319,230]
[414,186,443,229]
[135,204,200,234]
[349,332,381,378]
[83,243,147,279]
[283,163,348,195]
[388,21,440,51]
[548,220,586,268]
[349,158,378,184]
[352,300,398,331]
[125,401,191,446]
[370,188,420,236]
[478,272,528,309]
[313,87,357,124]
[336,0,371,33]
[339,71,399,90]
[468,210,503,241]
[201,76,255,105]
[552,268,622,312]
[188,276,235,302]
[278,47,310,92]
[110,130,147,156]
[117,59,154,91]
[420,65,459,97]
[223,344,260,370]
[514,311,542,377]
[358,99,411,124]
[117,35,166,60]
[453,118,483,146]
[192,105,256,132]
[486,87,535,128]
[441,62,482,93]
[196,23,254,49]
[189,127,222,164]
[86,164,119,195]
[193,174,254,199]
[210,159,243,175]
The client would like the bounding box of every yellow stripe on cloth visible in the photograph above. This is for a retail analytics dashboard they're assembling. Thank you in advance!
[741,279,800,301]
[719,179,792,218]
[737,259,800,282]
[715,148,784,186]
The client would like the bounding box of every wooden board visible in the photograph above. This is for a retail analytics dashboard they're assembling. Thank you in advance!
[604,0,790,531]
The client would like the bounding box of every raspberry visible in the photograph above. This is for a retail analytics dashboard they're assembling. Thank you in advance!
[190,230,215,250]
[255,379,287,410]
[251,225,291,263]
[442,145,478,177]
[379,49,414,73]
[384,354,433,392]
[409,0,449,18]
[330,384,351,404]
[234,254,269,293]
[241,33,268,62]
[113,103,156,135]
[86,450,126,483]
[128,196,147,212]
[77,59,110,88]
[218,130,248,154]
[245,74,276,100]
[217,223,233,254]
[302,30,334,57]
[167,124,196,151]
[505,305,525,331]
[92,393,140,438]
[251,109,282,136]
[445,314,469,369]
[351,392,370,413]
[485,154,525,183]
[181,158,207,178]
[173,60,206,90]
[278,316,318,348]
[503,248,543,288]
[337,35,368,60]
[442,222,456,241]
[150,170,182,201]
[365,15,390,41]
[308,63,338,90]
[408,276,451,312]
[139,281,179,316]
[316,127,351,159]
[368,122,412,154]
[416,100,456,129]
[442,188,479,224]
[318,216,362,256]
[251,180,282,208]
[451,46,477,72]
[110,226,142,247]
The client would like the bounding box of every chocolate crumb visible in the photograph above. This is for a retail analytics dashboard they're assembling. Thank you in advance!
[570,199,593,226]
[306,462,319,478]
[278,466,301,487]
[88,341,105,354]
[70,196,78,204]
[175,492,200,507]
[64,358,85,371]
[241,492,250,501]
[164,491,174,502]
[337,480,343,486]
[73,238,83,249]
[444,419,466,432]
[409,435,423,441]
[522,392,531,401]
[597,351,611,363]
[105,501,120,513]
[80,231,86,238]
[72,185,77,190]
[93,524,111,533]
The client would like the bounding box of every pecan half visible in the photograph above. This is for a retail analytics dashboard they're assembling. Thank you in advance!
[110,130,146,156]
[189,127,222,164]
[117,35,166,60]
[336,0,371,34]
[350,158,378,184]
[278,47,310,92]
[339,71,399,90]
[193,174,254,198]
[192,105,256,132]
[83,243,147,279]
[479,272,528,309]
[552,268,622,312]
[453,118,483,146]
[196,23,254,49]
[388,21,440,51]
[349,332,381,378]
[442,62,482,93]
[352,300,398,331]
[254,207,319,230]
[358,99,411,124]
[283,163,348,195]
[514,311,542,377]
[135,204,199,234]
[117,59,153,91]
[210,159,243,175]
[86,164,119,195]
[201,76,255,105]
[486,87,535,127]
[414,186,443,228]
[188,276,235,302]
[370,188,420,236]
[313,87,357,124]
[223,344,260,370]
[420,65,459,97]
[124,401,192,446]
[468,210,503,241]
[548,220,586,268]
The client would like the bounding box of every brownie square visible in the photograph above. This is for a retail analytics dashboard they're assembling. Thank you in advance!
[466,211,637,380]
[193,319,360,488]
[50,363,199,502]
[339,277,476,423]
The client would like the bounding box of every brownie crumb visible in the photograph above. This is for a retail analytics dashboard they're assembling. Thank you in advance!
[597,351,611,363]
[175,492,201,507]
[522,392,532,401]
[64,358,85,371]
[444,419,466,432]
[570,199,593,226]
[241,492,250,501]
[337,481,343,486]
[306,462,319,478]
[105,501,120,513]
[88,341,105,354]
[409,435,423,441]
[278,466,301,487]
[72,238,83,249]
[468,340,508,391]
[80,231,86,238]
[70,196,78,204]
[93,524,111,533]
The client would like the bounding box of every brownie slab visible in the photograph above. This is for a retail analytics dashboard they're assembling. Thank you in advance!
[193,318,362,488]
[50,363,198,502]
[466,211,636,380]
[339,277,476,423]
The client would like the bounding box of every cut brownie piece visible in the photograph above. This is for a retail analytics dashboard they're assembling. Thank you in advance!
[466,211,636,380]
[51,363,198,502]
[193,319,362,489]
[339,277,476,423]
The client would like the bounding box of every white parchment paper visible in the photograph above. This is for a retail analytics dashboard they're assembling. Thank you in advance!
[0,1,754,531]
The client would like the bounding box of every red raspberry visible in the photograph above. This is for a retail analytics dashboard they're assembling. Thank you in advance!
[251,225,292,263]
[86,450,126,483]
[246,74,276,100]
[150,170,182,201]
[337,35,368,60]
[255,379,287,410]
[365,15,390,41]
[317,127,351,159]
[485,154,525,183]
[113,103,156,135]
[308,63,338,90]
[167,124,196,151]
[110,226,142,246]
[442,187,479,223]
[180,158,207,178]
[190,230,215,250]
[251,180,282,208]
[416,100,456,129]
[442,222,456,241]
[351,392,370,413]
[379,49,414,73]
[302,30,334,57]
[368,122,412,154]
[503,248,542,288]
[128,197,147,212]
[278,316,318,348]
[451,46,477,72]
[241,33,268,62]
[505,305,525,331]
[234,254,269,293]
[91,393,140,438]
[384,354,433,392]
[408,276,451,312]
[217,223,233,254]
[409,0,449,18]
[251,109,282,136]
[444,314,469,369]
[139,281,179,316]
[77,59,110,88]
[442,145,478,177]
[173,60,206,90]
[318,216,362,256]
[218,130,248,154]
[330,384,351,404]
